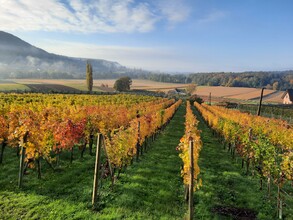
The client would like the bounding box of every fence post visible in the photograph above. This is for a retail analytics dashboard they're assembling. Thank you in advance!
[257,88,265,116]
[101,136,113,180]
[136,118,141,161]
[18,132,28,188]
[18,146,26,188]
[92,133,103,207]
[188,138,194,220]
[278,185,282,219]
[0,143,6,164]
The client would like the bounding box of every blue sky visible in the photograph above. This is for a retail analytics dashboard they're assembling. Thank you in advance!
[1,0,293,72]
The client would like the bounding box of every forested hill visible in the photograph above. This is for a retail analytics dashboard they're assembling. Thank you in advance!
[132,71,293,91]
[0,31,126,78]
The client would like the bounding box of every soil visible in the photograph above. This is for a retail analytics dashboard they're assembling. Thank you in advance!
[212,206,257,220]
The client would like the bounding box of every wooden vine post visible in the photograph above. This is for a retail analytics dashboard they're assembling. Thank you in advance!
[18,131,28,188]
[92,133,103,207]
[0,142,6,164]
[101,136,114,182]
[136,111,141,161]
[277,185,282,219]
[257,88,265,116]
[188,137,194,220]
[246,128,253,175]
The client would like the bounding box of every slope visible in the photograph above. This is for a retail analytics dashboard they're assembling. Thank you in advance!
[0,31,124,77]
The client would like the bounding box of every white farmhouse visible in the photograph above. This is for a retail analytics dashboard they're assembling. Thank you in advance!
[281,89,293,104]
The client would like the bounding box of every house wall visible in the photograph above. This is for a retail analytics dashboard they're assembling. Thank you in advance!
[283,93,293,104]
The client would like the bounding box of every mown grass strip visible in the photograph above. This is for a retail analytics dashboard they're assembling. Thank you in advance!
[192,105,283,220]
[97,104,186,219]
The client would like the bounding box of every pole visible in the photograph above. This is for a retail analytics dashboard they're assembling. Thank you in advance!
[18,146,26,188]
[188,138,194,220]
[136,111,140,161]
[18,132,28,188]
[92,133,103,207]
[209,92,211,106]
[257,88,265,116]
[101,136,113,179]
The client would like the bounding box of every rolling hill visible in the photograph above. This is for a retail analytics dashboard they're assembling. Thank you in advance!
[0,31,126,78]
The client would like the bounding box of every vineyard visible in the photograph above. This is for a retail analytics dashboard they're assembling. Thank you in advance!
[236,103,293,124]
[0,93,292,219]
[194,102,293,219]
[0,93,181,179]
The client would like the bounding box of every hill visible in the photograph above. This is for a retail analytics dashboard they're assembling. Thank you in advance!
[0,31,125,78]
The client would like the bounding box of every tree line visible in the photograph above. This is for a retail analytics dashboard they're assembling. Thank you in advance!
[137,71,293,91]
[2,69,293,91]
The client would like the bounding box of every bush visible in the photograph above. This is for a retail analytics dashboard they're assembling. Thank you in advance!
[189,94,203,105]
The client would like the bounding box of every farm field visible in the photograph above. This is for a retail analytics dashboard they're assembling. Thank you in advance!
[1,79,188,93]
[196,86,284,103]
[0,79,285,103]
[0,80,31,91]
[1,93,292,219]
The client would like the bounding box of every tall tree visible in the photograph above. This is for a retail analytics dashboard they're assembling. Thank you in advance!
[273,81,279,90]
[114,76,132,92]
[86,61,93,93]
[186,83,197,95]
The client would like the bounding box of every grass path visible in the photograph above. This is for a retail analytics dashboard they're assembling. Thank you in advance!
[192,105,277,220]
[97,104,186,219]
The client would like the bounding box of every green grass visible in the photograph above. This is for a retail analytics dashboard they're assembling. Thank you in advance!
[96,105,186,219]
[0,83,30,91]
[64,83,103,92]
[0,148,99,219]
[192,105,292,220]
[0,105,186,219]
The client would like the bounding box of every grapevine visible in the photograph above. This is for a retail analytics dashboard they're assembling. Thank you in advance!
[178,102,202,191]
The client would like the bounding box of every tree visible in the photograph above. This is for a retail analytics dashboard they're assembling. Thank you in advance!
[186,83,197,95]
[86,61,93,93]
[114,77,132,92]
[272,81,279,90]
[265,84,273,89]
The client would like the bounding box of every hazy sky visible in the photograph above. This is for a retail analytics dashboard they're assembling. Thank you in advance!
[1,0,293,72]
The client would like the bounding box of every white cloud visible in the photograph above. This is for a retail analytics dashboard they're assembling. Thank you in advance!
[198,10,227,24]
[0,0,190,33]
[156,0,191,24]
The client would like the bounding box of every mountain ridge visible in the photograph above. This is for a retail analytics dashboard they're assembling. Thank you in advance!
[0,31,126,78]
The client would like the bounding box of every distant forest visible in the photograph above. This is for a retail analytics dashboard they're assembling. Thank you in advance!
[118,70,293,90]
[137,70,293,91]
[4,70,293,91]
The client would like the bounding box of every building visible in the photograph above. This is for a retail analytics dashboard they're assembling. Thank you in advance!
[167,88,187,96]
[281,89,293,104]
